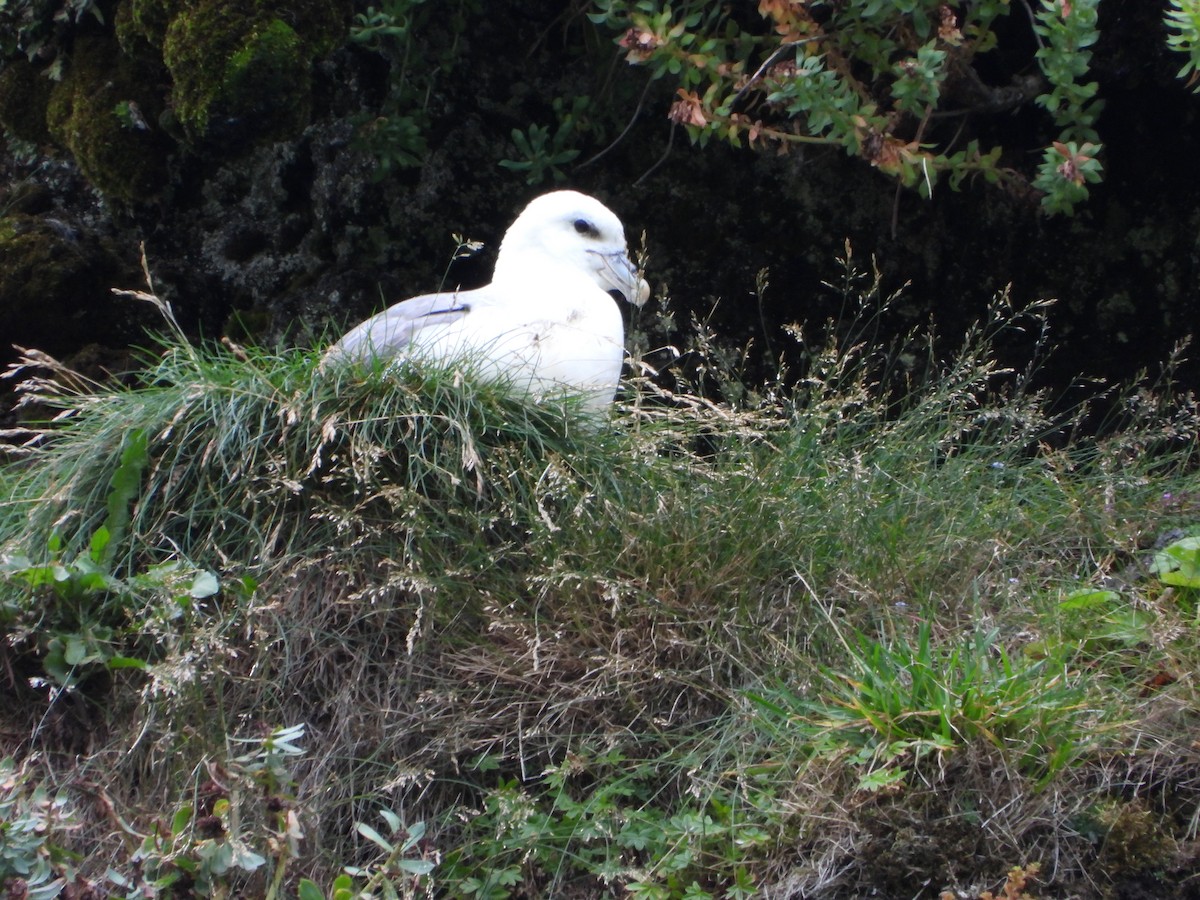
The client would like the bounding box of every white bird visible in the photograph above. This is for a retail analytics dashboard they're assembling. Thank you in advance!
[324,190,649,413]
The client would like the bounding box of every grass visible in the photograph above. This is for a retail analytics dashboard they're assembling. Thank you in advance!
[1,259,1199,899]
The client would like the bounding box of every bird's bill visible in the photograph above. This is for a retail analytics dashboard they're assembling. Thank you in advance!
[592,250,651,307]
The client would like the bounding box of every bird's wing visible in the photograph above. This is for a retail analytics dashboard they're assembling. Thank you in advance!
[326,290,474,362]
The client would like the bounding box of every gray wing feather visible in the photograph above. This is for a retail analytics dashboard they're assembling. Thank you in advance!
[325,290,474,363]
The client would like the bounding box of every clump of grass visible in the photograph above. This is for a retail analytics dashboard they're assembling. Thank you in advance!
[1,253,1199,898]
[749,618,1091,794]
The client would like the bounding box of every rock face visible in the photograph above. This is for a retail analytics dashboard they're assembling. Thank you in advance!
[0,0,1197,411]
[0,210,131,355]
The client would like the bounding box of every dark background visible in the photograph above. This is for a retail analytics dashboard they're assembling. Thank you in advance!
[1,0,1197,422]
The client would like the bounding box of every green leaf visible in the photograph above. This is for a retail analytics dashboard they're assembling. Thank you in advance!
[858,765,907,792]
[471,753,501,772]
[43,647,69,684]
[298,878,326,900]
[102,429,149,562]
[172,805,194,836]
[1152,536,1200,587]
[331,873,355,900]
[398,858,435,875]
[190,571,220,599]
[107,655,147,670]
[88,526,111,563]
[27,880,67,900]
[379,808,402,833]
[356,821,395,853]
[1096,608,1156,647]
[64,636,89,666]
[229,843,267,872]
[495,867,522,887]
[106,868,130,889]
[203,840,236,875]
[1161,569,1200,588]
[1059,588,1119,611]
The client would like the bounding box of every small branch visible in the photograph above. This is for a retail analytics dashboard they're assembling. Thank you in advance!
[730,36,823,111]
[634,122,677,187]
[580,75,655,169]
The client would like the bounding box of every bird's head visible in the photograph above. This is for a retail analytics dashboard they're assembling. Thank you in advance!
[493,190,650,307]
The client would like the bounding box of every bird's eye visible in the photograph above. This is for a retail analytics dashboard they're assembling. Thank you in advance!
[573,218,598,237]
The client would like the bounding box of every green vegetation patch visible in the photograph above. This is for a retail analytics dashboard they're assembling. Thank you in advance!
[2,261,1199,898]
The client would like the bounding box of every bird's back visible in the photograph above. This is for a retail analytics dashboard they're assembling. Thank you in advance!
[325,290,472,363]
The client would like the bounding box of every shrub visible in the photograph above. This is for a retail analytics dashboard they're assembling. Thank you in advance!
[589,0,1194,214]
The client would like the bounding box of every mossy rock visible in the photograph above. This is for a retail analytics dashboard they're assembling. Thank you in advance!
[161,0,350,145]
[115,0,174,52]
[0,60,55,144]
[114,0,173,58]
[284,0,354,58]
[0,215,128,354]
[45,37,171,203]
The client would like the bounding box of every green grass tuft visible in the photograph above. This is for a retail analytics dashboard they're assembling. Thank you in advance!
[2,264,1199,898]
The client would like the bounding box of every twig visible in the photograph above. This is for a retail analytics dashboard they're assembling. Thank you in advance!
[634,122,676,187]
[580,75,655,169]
[730,37,823,111]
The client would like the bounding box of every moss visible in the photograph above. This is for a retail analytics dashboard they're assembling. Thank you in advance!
[289,0,355,57]
[0,60,55,144]
[116,0,174,51]
[114,0,168,58]
[161,0,350,144]
[0,214,126,354]
[45,37,171,203]
[1095,799,1176,876]
[226,18,312,135]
